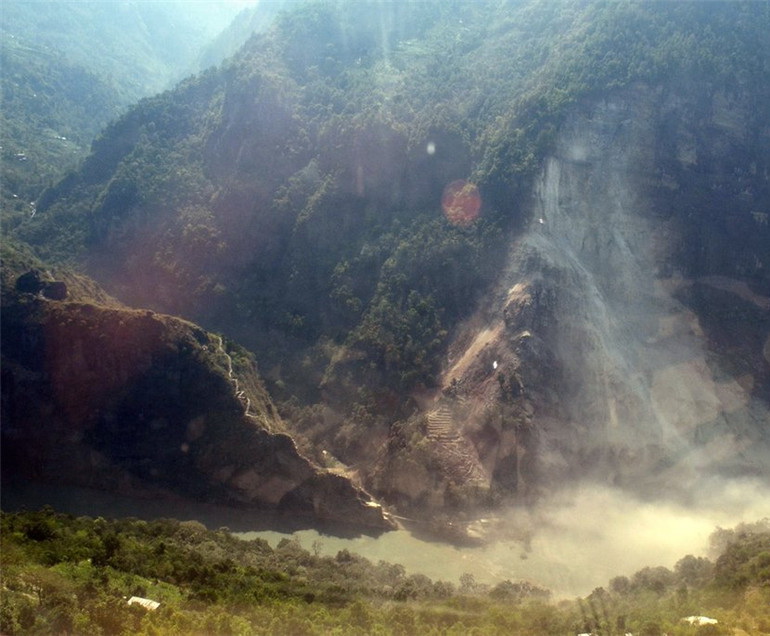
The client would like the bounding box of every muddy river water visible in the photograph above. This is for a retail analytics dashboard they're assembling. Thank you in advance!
[4,479,768,597]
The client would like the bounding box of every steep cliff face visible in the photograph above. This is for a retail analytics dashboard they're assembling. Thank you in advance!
[0,255,394,530]
[383,81,770,507]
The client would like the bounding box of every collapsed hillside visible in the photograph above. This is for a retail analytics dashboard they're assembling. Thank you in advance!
[380,81,770,511]
[4,0,770,520]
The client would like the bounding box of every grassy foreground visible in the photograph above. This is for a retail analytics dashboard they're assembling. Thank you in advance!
[1,508,769,635]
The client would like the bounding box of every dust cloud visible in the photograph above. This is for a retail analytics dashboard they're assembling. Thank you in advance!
[232,478,769,598]
[487,478,770,596]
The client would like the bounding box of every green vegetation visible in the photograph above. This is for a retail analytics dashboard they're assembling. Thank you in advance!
[342,216,504,391]
[1,0,238,105]
[4,0,769,514]
[1,509,769,635]
[0,34,118,224]
[11,1,767,408]
[0,0,244,225]
[5,0,768,490]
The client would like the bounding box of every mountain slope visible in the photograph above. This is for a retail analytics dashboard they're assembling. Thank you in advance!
[7,0,770,517]
[0,0,252,220]
[410,80,770,507]
[0,243,393,530]
[1,0,241,104]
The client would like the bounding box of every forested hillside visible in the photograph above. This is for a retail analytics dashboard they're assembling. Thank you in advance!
[4,0,770,521]
[197,0,303,70]
[21,0,768,380]
[0,0,248,223]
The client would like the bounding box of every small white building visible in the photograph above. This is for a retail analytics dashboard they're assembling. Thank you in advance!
[682,615,718,626]
[127,596,161,611]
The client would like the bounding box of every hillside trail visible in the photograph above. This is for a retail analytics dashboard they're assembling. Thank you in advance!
[212,334,258,421]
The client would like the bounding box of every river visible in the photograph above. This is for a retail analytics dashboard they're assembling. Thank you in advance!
[3,478,768,598]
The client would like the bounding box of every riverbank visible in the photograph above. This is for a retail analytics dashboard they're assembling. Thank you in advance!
[5,479,769,598]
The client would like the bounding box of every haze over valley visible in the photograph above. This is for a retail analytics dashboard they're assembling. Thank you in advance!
[2,1,769,633]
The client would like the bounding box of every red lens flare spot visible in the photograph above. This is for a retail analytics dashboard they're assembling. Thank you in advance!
[441,180,481,227]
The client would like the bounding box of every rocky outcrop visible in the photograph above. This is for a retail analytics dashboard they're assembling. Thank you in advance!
[1,260,395,531]
[15,269,68,300]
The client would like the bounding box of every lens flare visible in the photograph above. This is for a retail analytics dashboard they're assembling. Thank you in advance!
[441,179,481,227]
